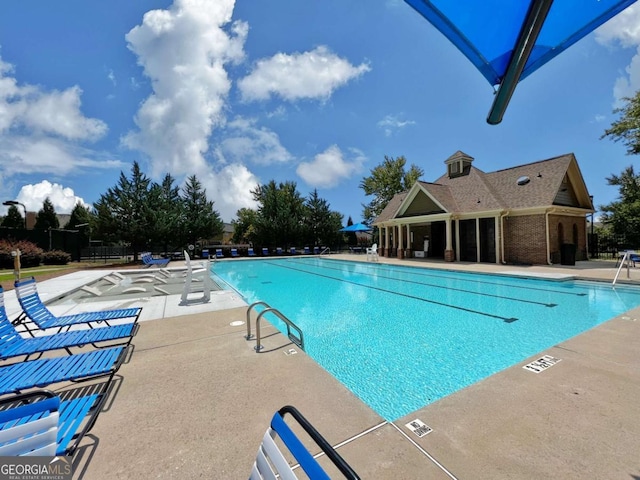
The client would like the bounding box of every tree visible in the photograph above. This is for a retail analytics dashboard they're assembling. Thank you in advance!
[65,203,93,248]
[1,205,24,229]
[232,208,257,244]
[251,180,305,248]
[360,155,423,224]
[93,161,155,260]
[33,198,59,230]
[181,175,224,248]
[149,174,186,251]
[602,91,640,155]
[600,165,640,248]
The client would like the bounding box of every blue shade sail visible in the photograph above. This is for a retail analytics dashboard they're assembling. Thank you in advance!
[404,0,637,123]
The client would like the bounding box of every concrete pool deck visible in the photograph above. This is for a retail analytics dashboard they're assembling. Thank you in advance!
[4,257,640,478]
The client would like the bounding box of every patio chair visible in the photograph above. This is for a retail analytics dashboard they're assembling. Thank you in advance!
[313,246,320,255]
[231,248,239,258]
[0,388,111,457]
[303,246,311,255]
[141,252,170,268]
[366,243,379,262]
[248,248,256,257]
[276,247,284,255]
[262,247,270,256]
[215,249,224,259]
[290,247,297,255]
[0,288,137,361]
[0,346,126,396]
[14,278,141,330]
[250,405,360,480]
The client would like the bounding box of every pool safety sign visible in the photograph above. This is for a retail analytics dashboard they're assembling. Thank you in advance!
[523,355,561,373]
[405,419,432,438]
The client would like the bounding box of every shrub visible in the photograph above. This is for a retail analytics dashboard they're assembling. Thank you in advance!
[0,239,43,269]
[42,250,71,265]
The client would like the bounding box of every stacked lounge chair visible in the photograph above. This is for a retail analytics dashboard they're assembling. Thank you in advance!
[141,252,170,268]
[0,281,141,457]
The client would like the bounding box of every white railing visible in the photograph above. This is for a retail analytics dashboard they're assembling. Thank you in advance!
[613,251,631,286]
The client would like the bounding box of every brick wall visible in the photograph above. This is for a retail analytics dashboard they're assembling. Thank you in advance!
[503,213,588,265]
[503,215,548,265]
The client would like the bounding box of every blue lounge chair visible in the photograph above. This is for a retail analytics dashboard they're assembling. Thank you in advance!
[276,247,283,255]
[313,246,320,254]
[231,248,239,258]
[215,249,224,259]
[141,252,170,267]
[262,247,269,256]
[0,346,126,395]
[289,247,297,255]
[0,388,111,456]
[303,246,311,255]
[14,278,141,330]
[250,405,360,480]
[0,288,137,361]
[248,248,256,257]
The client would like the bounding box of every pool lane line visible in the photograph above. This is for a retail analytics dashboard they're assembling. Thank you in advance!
[305,257,588,297]
[268,261,519,323]
[285,258,557,308]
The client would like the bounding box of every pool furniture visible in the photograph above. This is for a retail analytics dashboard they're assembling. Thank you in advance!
[303,246,311,255]
[276,247,283,255]
[14,278,141,330]
[289,247,297,255]
[366,244,379,262]
[616,250,640,268]
[231,248,239,258]
[180,250,211,305]
[215,249,224,259]
[0,346,126,396]
[313,246,320,254]
[262,247,269,256]
[0,388,111,456]
[250,405,360,480]
[248,248,256,257]
[141,252,170,267]
[0,288,137,361]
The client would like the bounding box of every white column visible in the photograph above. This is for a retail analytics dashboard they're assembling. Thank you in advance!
[454,217,460,261]
[494,215,500,264]
[398,224,404,258]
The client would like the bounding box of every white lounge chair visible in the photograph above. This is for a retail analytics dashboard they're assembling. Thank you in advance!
[366,243,379,262]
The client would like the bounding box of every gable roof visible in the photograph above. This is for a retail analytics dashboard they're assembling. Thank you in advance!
[374,153,592,224]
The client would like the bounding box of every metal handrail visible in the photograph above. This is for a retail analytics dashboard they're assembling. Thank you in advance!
[245,301,270,340]
[320,247,330,255]
[613,251,632,286]
[255,307,304,352]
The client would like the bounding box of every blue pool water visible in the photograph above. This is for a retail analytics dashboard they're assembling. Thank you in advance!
[212,257,640,421]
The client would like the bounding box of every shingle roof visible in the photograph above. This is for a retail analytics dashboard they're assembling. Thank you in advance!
[373,153,580,223]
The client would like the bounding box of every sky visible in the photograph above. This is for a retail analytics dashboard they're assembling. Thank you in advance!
[1,1,640,225]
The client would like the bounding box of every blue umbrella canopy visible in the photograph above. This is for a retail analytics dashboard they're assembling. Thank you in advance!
[340,223,372,232]
[404,0,637,124]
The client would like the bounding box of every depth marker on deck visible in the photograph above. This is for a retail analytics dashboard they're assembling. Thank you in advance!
[523,355,561,373]
[405,419,432,438]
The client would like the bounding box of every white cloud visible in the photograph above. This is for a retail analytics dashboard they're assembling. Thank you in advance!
[296,145,366,188]
[595,5,640,105]
[195,163,259,221]
[123,0,248,178]
[216,117,293,166]
[595,4,640,47]
[238,46,371,102]
[0,54,121,188]
[0,57,107,140]
[15,180,90,214]
[107,69,116,86]
[377,114,416,137]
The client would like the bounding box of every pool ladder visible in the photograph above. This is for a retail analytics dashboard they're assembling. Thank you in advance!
[245,301,304,352]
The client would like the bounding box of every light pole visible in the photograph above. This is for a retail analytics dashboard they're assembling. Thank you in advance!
[2,200,27,229]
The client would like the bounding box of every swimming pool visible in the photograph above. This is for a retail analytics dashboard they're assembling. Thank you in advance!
[212,257,640,421]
